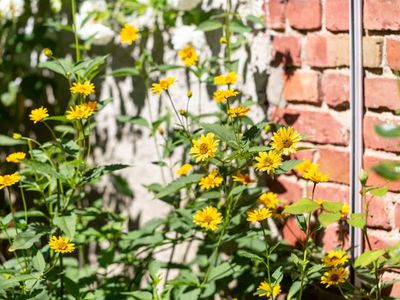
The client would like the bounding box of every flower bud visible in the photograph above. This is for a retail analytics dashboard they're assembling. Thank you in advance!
[12,133,21,140]
[187,90,192,98]
[219,37,228,44]
[179,109,188,117]
[43,48,53,58]
[158,128,164,135]
[359,169,368,186]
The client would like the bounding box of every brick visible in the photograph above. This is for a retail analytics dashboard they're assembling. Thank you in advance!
[267,175,303,203]
[271,35,301,66]
[271,107,349,145]
[367,196,392,230]
[317,147,350,184]
[395,202,400,228]
[386,38,400,71]
[322,223,349,252]
[363,152,400,192]
[364,78,400,111]
[326,0,349,32]
[286,0,322,30]
[321,72,349,108]
[266,0,286,30]
[306,34,349,67]
[364,0,400,31]
[363,37,383,68]
[365,231,399,250]
[307,183,350,203]
[363,113,400,153]
[282,216,306,246]
[382,272,400,297]
[283,71,320,104]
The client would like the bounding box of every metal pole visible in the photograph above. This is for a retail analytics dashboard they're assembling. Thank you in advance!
[349,0,363,267]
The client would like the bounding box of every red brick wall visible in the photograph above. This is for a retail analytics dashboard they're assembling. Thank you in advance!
[264,0,400,295]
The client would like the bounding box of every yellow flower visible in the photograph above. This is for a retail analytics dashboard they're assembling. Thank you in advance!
[151,77,175,96]
[120,24,139,45]
[247,208,272,223]
[187,90,193,98]
[178,44,199,67]
[43,48,53,57]
[256,281,281,298]
[190,133,219,162]
[70,81,95,96]
[0,172,21,189]
[227,106,250,118]
[340,203,350,217]
[214,71,238,85]
[258,192,280,209]
[49,236,75,254]
[193,206,223,231]
[270,127,302,156]
[321,267,348,288]
[295,159,313,174]
[29,107,49,124]
[6,152,26,163]
[199,171,223,190]
[12,133,21,140]
[213,89,239,103]
[254,151,282,175]
[66,102,96,120]
[303,163,329,183]
[322,250,349,268]
[176,164,192,176]
[232,173,255,185]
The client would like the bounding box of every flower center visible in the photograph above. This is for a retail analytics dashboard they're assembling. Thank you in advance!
[330,274,339,282]
[263,157,272,166]
[282,138,293,148]
[58,241,68,250]
[199,143,209,154]
[203,215,213,223]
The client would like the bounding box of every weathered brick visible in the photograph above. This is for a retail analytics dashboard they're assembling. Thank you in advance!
[322,223,349,252]
[307,183,350,203]
[283,71,320,104]
[395,202,400,229]
[363,113,400,153]
[363,37,383,68]
[271,107,349,145]
[321,72,349,108]
[363,151,400,192]
[267,175,303,203]
[326,0,349,32]
[282,216,306,246]
[266,0,286,30]
[317,147,350,184]
[306,34,349,67]
[367,196,392,230]
[365,231,399,250]
[386,38,400,71]
[382,272,400,297]
[364,78,400,111]
[364,0,400,31]
[271,35,301,66]
[286,0,322,30]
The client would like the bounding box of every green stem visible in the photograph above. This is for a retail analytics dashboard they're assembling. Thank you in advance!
[71,0,81,63]
[19,183,28,224]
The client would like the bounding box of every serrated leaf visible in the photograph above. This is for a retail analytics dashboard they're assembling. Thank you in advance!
[200,123,238,148]
[9,230,43,251]
[32,251,46,272]
[283,198,319,215]
[208,262,238,282]
[0,134,26,146]
[318,212,341,227]
[322,201,344,213]
[117,115,149,128]
[276,160,302,175]
[121,291,152,300]
[355,250,385,268]
[287,281,302,300]
[53,214,77,239]
[347,213,366,229]
[368,186,388,197]
[155,174,202,199]
[109,67,140,77]
[237,250,264,263]
[198,20,223,32]
[82,164,130,183]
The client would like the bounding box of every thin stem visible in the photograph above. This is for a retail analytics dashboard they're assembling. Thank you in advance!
[71,0,81,63]
[59,255,64,299]
[19,183,28,224]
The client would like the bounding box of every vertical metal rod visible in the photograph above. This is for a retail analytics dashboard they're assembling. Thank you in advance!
[349,1,363,264]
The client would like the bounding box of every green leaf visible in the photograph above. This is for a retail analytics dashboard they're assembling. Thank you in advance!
[287,281,302,300]
[347,213,366,229]
[230,21,251,34]
[276,160,302,175]
[355,249,385,268]
[373,161,400,181]
[53,214,77,239]
[197,20,223,32]
[32,251,46,272]
[208,262,239,282]
[110,174,134,197]
[0,134,26,146]
[23,160,59,178]
[318,212,341,227]
[368,186,388,197]
[271,266,283,283]
[39,59,73,77]
[121,291,152,300]
[200,123,238,148]
[109,67,140,77]
[237,250,264,263]
[155,174,202,199]
[375,124,400,138]
[322,201,344,213]
[9,230,43,251]
[117,115,149,128]
[283,198,319,215]
[82,164,130,183]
